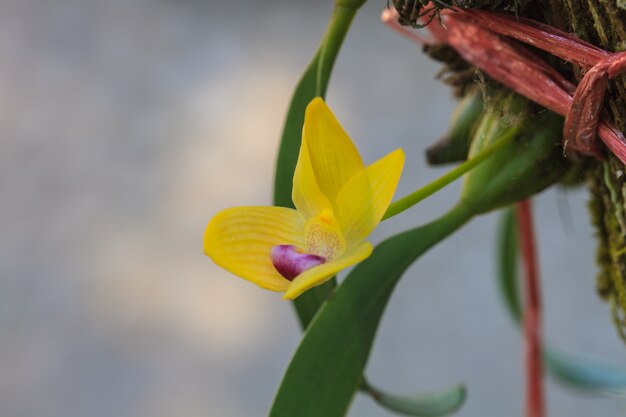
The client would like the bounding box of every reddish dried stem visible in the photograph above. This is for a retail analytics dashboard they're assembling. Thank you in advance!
[516,200,545,417]
[439,10,626,162]
[457,9,608,67]
[381,7,626,164]
[456,9,626,158]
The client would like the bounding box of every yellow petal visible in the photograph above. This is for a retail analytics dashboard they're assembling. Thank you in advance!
[204,206,305,291]
[304,98,364,200]
[292,131,332,219]
[283,241,373,300]
[336,148,405,244]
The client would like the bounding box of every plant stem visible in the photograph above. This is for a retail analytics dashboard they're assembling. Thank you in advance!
[516,200,545,417]
[383,127,517,221]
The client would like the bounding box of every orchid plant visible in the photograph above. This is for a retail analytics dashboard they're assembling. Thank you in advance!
[204,1,626,416]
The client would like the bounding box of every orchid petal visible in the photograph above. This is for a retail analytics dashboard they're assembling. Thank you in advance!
[283,241,373,300]
[304,98,364,200]
[336,149,405,244]
[292,131,333,219]
[204,206,305,291]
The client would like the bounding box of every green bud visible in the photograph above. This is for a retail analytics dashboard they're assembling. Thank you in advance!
[461,92,570,214]
[426,91,484,165]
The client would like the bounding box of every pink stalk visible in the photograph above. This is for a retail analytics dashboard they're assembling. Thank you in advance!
[453,9,626,159]
[457,10,607,67]
[381,7,626,164]
[516,200,545,417]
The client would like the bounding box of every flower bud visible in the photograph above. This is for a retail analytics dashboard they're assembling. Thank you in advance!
[461,92,571,214]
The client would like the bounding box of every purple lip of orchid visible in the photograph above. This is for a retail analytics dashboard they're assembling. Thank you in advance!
[270,245,326,281]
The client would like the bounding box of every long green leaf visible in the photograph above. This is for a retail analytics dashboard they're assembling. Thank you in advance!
[273,4,359,208]
[271,3,361,329]
[269,203,474,417]
[497,208,626,394]
[270,4,469,415]
[362,382,466,417]
[497,208,522,322]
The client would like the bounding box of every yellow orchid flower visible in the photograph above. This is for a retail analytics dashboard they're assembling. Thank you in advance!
[204,98,404,299]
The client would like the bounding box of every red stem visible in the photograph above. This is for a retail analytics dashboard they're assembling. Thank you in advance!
[382,7,626,164]
[516,200,545,417]
[458,9,608,67]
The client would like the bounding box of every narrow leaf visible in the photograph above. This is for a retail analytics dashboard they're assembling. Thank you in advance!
[543,349,626,394]
[273,5,358,208]
[270,4,360,329]
[497,207,522,322]
[269,203,474,417]
[362,382,466,417]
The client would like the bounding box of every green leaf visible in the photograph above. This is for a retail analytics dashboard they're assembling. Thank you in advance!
[496,208,626,395]
[543,349,626,394]
[496,207,522,323]
[426,91,483,166]
[272,5,471,416]
[292,279,336,328]
[362,382,466,417]
[269,203,474,417]
[273,5,359,209]
[270,4,361,329]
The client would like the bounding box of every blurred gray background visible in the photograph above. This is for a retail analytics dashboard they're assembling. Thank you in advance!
[1,0,625,416]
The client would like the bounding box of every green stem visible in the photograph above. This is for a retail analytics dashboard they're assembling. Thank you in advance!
[383,127,517,221]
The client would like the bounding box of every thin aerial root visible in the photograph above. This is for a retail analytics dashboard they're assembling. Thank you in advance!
[517,200,545,417]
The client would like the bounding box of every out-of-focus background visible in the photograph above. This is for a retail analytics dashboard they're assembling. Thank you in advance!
[1,0,625,416]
